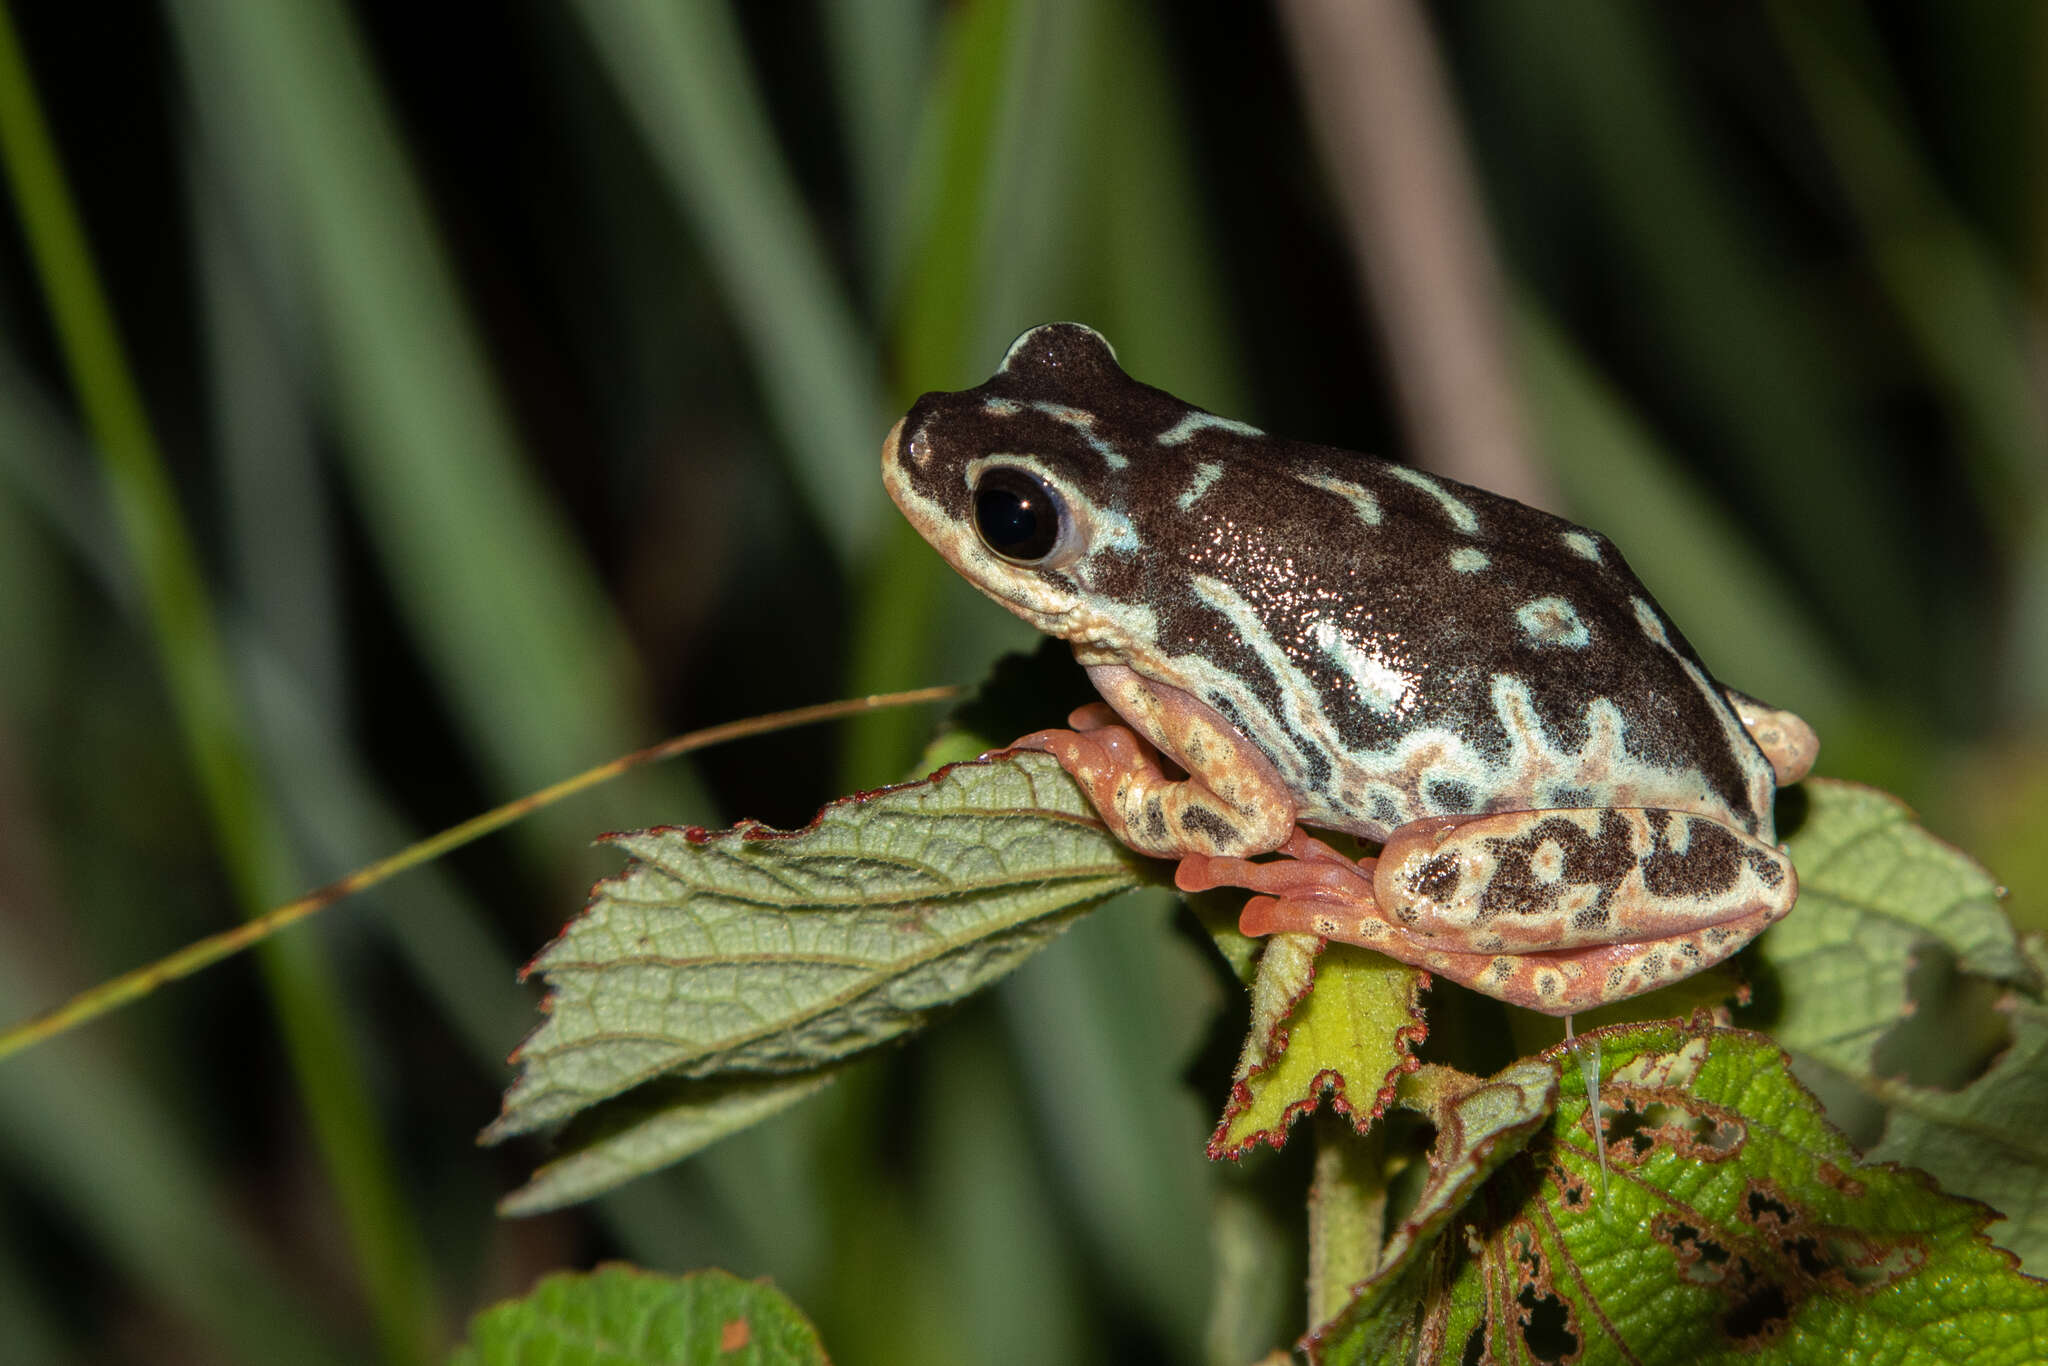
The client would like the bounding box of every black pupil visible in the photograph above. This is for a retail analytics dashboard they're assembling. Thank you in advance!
[974,470,1061,560]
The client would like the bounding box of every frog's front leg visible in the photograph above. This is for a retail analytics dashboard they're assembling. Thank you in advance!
[1180,808,1797,1015]
[1012,665,1298,859]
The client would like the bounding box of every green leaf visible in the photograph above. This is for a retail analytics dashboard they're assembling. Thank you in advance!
[1768,780,2032,1063]
[449,1265,826,1366]
[484,753,1145,1147]
[1313,1022,2048,1365]
[1208,938,1428,1160]
[1762,778,2048,1266]
[497,1071,841,1218]
[1868,962,2048,1271]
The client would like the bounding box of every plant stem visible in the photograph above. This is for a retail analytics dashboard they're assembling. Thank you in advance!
[1307,1109,1389,1331]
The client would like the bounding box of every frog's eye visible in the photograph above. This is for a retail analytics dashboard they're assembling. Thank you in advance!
[972,466,1073,564]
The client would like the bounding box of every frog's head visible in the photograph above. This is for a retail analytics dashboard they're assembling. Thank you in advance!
[883,323,1185,646]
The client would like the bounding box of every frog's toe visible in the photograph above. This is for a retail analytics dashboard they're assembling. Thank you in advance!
[1235,894,1394,945]
[1724,687,1820,786]
[1064,701,1123,732]
[1176,849,1373,902]
[1010,721,1142,776]
[1236,895,1310,938]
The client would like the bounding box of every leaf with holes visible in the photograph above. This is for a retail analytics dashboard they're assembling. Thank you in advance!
[1209,937,1428,1160]
[1759,778,2048,1268]
[450,1264,826,1365]
[1764,779,2032,1066]
[482,754,1148,1174]
[1862,937,2048,1270]
[1311,1019,2048,1365]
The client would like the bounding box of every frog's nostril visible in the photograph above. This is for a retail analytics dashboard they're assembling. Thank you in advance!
[881,417,908,469]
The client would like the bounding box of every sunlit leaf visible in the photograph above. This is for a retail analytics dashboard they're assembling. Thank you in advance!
[1209,938,1428,1160]
[484,753,1146,1145]
[1313,1021,2048,1365]
[449,1265,827,1366]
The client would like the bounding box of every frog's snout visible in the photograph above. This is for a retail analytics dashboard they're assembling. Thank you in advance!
[880,416,911,510]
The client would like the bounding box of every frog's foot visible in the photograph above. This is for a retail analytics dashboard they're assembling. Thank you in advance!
[1012,669,1297,858]
[1175,828,1385,938]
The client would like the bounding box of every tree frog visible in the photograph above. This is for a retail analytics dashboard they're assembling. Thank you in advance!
[882,324,1816,1015]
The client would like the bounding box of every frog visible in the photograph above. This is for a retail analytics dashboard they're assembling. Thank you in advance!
[881,323,1817,1016]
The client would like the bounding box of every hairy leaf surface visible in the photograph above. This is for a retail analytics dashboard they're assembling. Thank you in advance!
[496,1071,840,1217]
[1209,938,1428,1160]
[485,754,1145,1149]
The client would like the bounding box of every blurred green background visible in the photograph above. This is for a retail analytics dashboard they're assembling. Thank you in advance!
[0,2,2040,1363]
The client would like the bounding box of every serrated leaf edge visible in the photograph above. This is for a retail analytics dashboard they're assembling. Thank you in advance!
[1207,943,1429,1162]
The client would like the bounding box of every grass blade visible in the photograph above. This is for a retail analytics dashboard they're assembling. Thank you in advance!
[568,0,888,564]
[166,0,685,839]
[0,8,440,1361]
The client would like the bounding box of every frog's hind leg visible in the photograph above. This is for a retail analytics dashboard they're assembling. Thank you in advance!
[1190,806,1798,1016]
[1372,807,1797,1014]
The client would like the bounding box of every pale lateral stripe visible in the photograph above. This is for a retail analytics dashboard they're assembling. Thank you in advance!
[1308,618,1418,716]
[1177,462,1224,510]
[981,396,1128,468]
[1170,578,1739,837]
[1158,411,1265,445]
[1385,464,1479,533]
[1294,471,1383,527]
[1629,597,1774,834]
[1183,574,1330,785]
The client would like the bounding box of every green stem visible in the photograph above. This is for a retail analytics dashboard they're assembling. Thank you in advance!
[1307,1110,1388,1331]
[0,11,435,1361]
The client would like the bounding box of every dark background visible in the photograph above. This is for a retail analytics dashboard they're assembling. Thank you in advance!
[0,2,2040,1362]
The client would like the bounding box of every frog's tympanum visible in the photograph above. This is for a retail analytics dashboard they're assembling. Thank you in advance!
[883,324,1816,1015]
